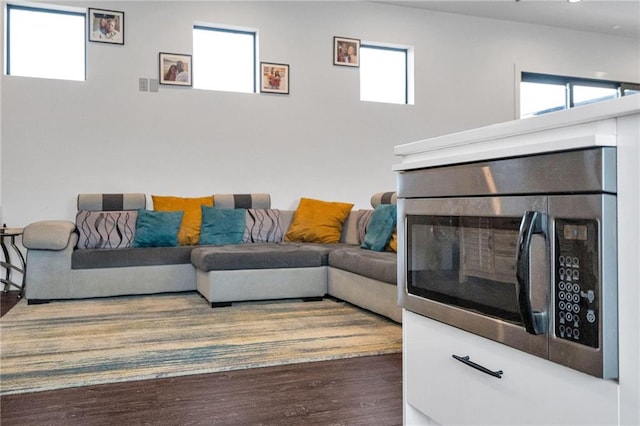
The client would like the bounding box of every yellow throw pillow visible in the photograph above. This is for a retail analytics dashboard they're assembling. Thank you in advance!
[386,230,398,252]
[152,195,214,245]
[285,198,354,244]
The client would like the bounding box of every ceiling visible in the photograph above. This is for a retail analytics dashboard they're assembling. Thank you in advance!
[377,1,640,39]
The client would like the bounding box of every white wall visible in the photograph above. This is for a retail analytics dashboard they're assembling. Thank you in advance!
[2,1,639,226]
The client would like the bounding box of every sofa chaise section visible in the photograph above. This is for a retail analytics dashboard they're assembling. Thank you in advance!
[327,247,401,323]
[192,243,327,307]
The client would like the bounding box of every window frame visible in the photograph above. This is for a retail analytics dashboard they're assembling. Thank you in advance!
[5,2,86,80]
[360,43,411,105]
[192,24,258,93]
[520,72,640,117]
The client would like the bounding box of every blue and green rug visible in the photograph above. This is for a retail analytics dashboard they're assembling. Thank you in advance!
[0,293,401,395]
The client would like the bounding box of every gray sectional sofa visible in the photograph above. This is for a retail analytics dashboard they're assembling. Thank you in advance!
[22,192,401,323]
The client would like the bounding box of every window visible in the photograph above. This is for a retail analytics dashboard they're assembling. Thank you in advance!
[360,44,412,105]
[520,72,640,118]
[193,25,257,93]
[5,3,85,81]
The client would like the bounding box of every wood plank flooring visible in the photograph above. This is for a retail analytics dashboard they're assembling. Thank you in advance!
[0,291,403,425]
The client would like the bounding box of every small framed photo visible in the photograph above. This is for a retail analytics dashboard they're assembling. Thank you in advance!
[260,62,289,95]
[88,8,124,45]
[159,52,192,86]
[333,36,360,67]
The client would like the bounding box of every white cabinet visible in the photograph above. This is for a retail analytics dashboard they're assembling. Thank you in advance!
[403,310,618,425]
[396,97,640,426]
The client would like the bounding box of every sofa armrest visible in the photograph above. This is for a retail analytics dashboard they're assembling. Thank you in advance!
[23,220,76,250]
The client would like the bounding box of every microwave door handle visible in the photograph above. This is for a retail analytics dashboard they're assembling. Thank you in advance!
[516,211,547,335]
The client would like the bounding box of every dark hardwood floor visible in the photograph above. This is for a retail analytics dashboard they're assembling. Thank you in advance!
[0,291,403,425]
[0,290,21,318]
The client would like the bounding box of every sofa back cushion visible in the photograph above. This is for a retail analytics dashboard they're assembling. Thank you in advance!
[244,209,283,243]
[355,209,374,244]
[371,191,397,208]
[77,193,146,211]
[213,193,271,209]
[76,210,138,249]
[75,193,145,250]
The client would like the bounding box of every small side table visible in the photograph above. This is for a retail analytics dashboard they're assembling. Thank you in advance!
[1,226,26,299]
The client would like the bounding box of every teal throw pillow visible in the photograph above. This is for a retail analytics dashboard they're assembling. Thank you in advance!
[132,209,183,248]
[200,206,246,245]
[361,204,397,252]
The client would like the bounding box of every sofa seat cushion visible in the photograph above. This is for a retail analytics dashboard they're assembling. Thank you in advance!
[328,247,397,284]
[191,244,323,272]
[72,246,195,269]
[279,242,355,265]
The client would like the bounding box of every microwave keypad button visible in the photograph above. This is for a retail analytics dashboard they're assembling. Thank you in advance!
[572,293,580,304]
[572,304,580,314]
[558,301,566,311]
[573,328,580,339]
[586,310,596,323]
[573,257,580,266]
[559,255,565,265]
[566,312,573,322]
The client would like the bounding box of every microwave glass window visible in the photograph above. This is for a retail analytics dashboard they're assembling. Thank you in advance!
[406,215,523,325]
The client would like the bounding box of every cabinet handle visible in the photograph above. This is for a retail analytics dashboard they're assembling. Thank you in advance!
[452,354,503,379]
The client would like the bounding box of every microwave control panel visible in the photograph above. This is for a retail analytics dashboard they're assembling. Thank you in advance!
[554,219,599,348]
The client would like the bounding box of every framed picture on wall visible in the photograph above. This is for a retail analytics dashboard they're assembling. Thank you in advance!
[260,62,289,95]
[159,52,192,86]
[88,8,124,45]
[333,36,359,67]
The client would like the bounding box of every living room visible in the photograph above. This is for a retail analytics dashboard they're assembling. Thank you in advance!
[2,1,638,226]
[1,1,639,424]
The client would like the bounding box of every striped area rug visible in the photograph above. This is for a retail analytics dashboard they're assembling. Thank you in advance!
[0,293,401,395]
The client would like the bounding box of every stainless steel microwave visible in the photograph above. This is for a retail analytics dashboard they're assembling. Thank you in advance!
[397,148,618,379]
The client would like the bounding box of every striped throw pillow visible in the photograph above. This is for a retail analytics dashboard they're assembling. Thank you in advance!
[76,210,138,249]
[243,209,283,243]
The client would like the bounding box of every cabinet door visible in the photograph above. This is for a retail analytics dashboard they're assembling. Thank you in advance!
[404,310,618,425]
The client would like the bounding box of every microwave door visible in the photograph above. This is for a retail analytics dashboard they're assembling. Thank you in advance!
[399,196,549,359]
